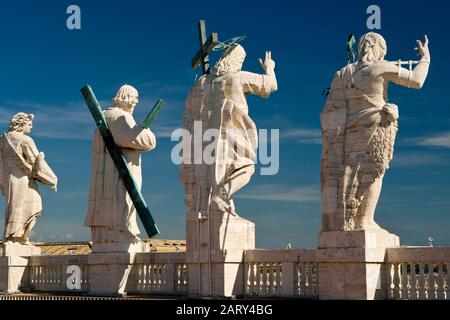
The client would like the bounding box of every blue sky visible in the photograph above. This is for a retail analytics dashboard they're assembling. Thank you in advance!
[0,0,449,248]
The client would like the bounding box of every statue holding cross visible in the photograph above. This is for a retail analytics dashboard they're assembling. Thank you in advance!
[182,21,278,217]
[82,84,161,252]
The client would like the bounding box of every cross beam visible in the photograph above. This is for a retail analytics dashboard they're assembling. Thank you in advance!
[80,85,160,238]
[191,20,219,74]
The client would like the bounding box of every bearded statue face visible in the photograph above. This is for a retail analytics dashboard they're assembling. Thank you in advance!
[213,44,246,76]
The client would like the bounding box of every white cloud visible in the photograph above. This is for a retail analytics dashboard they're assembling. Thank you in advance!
[62,233,75,241]
[416,132,450,148]
[236,184,320,203]
[2,100,94,140]
[280,128,322,145]
[391,153,449,167]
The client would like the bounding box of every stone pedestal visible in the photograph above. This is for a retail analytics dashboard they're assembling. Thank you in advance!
[88,252,135,296]
[186,209,255,297]
[0,256,29,293]
[317,229,400,300]
[88,239,150,296]
[2,242,41,257]
[0,242,41,293]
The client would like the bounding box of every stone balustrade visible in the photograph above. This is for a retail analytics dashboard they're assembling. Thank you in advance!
[386,247,450,300]
[244,249,318,298]
[127,252,188,294]
[28,255,89,292]
[4,246,450,299]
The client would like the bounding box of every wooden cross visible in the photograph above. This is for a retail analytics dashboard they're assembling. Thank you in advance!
[191,20,220,75]
[80,85,164,238]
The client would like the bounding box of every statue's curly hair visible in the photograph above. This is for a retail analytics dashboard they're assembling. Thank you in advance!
[8,112,34,132]
[358,32,387,63]
[112,84,139,108]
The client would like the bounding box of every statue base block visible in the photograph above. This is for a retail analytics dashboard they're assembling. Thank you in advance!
[87,252,137,296]
[318,229,400,249]
[186,211,255,297]
[0,256,29,293]
[2,242,41,257]
[316,229,400,300]
[91,240,151,254]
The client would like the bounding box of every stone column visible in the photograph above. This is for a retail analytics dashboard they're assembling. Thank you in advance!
[186,208,255,298]
[316,229,400,300]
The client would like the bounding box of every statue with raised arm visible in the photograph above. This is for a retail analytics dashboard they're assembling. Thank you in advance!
[0,113,57,246]
[320,32,430,232]
[182,44,277,217]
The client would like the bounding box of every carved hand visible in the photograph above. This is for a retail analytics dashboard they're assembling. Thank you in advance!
[415,35,430,59]
[259,51,275,74]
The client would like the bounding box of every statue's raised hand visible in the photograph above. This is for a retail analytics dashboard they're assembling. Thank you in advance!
[259,51,275,74]
[415,35,430,59]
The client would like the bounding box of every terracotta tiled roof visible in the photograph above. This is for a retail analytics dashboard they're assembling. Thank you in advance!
[0,239,186,256]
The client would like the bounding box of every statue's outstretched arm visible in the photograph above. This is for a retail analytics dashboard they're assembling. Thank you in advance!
[384,35,430,89]
[242,51,278,98]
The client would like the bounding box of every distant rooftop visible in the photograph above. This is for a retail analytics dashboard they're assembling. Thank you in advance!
[0,239,186,256]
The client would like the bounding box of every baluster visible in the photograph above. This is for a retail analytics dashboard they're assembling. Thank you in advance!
[267,263,274,295]
[312,263,317,295]
[42,266,47,289]
[418,263,427,299]
[400,263,409,299]
[409,264,418,300]
[427,264,437,300]
[156,264,161,290]
[245,263,251,294]
[255,263,260,294]
[59,265,63,287]
[260,263,267,295]
[181,264,187,291]
[392,263,401,299]
[436,264,446,300]
[136,264,143,291]
[36,266,40,289]
[148,264,154,291]
[156,264,162,290]
[295,263,301,296]
[51,266,56,288]
[445,263,450,300]
[251,263,258,295]
[299,263,306,296]
[177,264,182,291]
[162,264,167,289]
[275,263,282,295]
[305,263,312,296]
[153,264,158,291]
[51,265,55,288]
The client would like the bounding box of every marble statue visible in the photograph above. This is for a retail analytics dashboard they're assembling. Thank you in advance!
[0,113,57,245]
[181,44,277,217]
[85,84,156,249]
[320,32,430,231]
